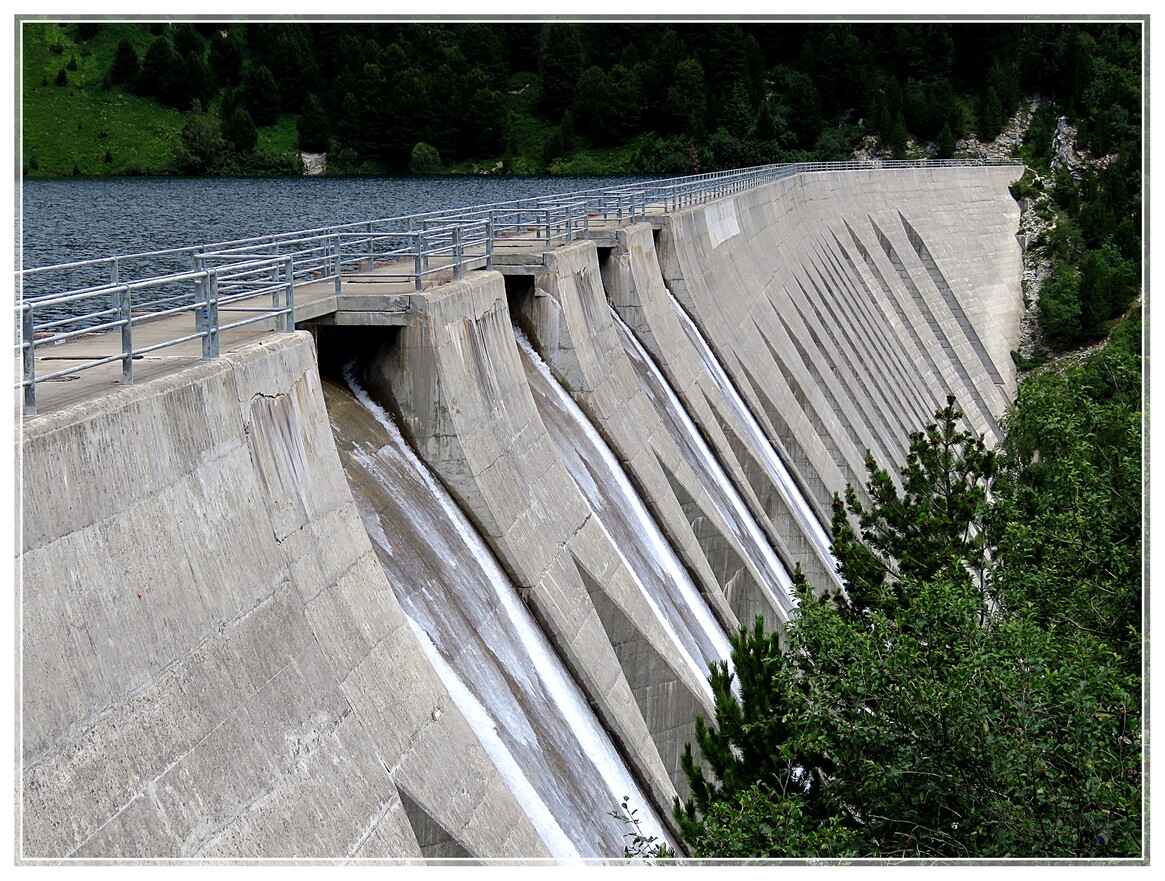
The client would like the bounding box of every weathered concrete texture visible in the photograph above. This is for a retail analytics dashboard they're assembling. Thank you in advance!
[652,165,1022,543]
[21,332,547,860]
[364,271,709,812]
[512,241,741,634]
[606,223,840,595]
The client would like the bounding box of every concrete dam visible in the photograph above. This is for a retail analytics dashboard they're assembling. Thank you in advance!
[20,165,1023,861]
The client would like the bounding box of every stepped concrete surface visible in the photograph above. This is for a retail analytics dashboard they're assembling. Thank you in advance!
[517,239,781,632]
[655,167,1022,524]
[605,224,842,600]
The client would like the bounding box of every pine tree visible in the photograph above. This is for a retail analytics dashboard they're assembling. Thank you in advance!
[136,37,183,107]
[240,63,281,127]
[296,93,330,153]
[110,39,139,85]
[223,106,258,154]
[669,393,1141,859]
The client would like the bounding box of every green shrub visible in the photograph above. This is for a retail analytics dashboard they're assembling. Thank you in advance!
[1039,262,1083,348]
[408,141,441,175]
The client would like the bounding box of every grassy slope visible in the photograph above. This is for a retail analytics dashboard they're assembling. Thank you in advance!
[21,22,185,176]
[21,22,302,178]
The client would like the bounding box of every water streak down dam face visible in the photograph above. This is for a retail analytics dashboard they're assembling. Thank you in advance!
[20,167,1023,860]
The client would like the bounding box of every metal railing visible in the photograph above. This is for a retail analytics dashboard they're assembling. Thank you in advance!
[15,158,1021,414]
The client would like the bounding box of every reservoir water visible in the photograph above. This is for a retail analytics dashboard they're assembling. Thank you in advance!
[19,174,656,270]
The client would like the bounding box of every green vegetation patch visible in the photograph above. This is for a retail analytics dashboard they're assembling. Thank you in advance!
[22,22,183,175]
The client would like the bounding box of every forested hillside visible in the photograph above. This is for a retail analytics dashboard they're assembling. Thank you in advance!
[20,20,1141,178]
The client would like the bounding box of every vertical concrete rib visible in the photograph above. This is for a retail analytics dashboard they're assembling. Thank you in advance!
[867,214,1002,437]
[847,217,996,440]
[781,266,905,466]
[743,318,865,494]
[734,356,844,511]
[828,226,949,424]
[812,233,935,431]
[899,212,1006,387]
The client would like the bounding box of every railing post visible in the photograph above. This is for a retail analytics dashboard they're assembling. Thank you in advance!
[485,218,493,270]
[196,275,211,361]
[22,303,35,415]
[207,270,220,359]
[333,231,342,295]
[117,284,133,381]
[544,207,552,253]
[284,256,295,330]
[453,226,463,280]
[414,232,424,292]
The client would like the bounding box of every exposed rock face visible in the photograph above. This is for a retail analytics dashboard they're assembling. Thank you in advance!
[851,97,1042,162]
[955,98,1041,161]
[1051,116,1084,180]
[300,152,327,176]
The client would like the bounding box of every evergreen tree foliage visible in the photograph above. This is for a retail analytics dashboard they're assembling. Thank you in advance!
[672,378,1142,859]
[173,110,227,174]
[665,57,707,139]
[172,23,205,60]
[779,69,824,149]
[208,29,244,88]
[1038,263,1083,349]
[136,37,183,107]
[181,51,216,111]
[991,316,1142,675]
[223,105,257,154]
[22,21,1142,179]
[889,111,910,157]
[296,93,330,153]
[240,63,281,126]
[538,24,584,117]
[978,86,1005,141]
[110,39,140,86]
[936,122,957,158]
[408,141,441,174]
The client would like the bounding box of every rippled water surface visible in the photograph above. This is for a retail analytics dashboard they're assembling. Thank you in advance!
[20,174,655,269]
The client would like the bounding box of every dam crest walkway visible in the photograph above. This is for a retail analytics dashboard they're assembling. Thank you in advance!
[16,159,1020,416]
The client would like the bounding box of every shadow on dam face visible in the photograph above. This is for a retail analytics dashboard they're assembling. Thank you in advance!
[314,323,401,384]
[19,166,1025,861]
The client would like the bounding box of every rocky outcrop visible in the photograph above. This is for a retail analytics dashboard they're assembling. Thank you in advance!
[1051,116,1084,180]
[300,152,327,176]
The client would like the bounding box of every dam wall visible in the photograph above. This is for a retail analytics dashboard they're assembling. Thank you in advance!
[364,272,713,813]
[20,167,1024,861]
[651,167,1022,518]
[20,333,547,859]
